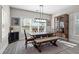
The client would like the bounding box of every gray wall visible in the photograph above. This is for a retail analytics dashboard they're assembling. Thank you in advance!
[10,8,52,20]
[51,5,79,43]
[10,8,52,40]
[0,5,10,54]
[10,8,52,32]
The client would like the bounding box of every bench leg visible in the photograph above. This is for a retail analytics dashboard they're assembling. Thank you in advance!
[53,40,58,47]
[50,40,58,47]
[25,41,27,48]
[33,43,42,53]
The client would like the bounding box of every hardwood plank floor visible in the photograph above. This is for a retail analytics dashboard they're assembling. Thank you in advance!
[3,40,79,54]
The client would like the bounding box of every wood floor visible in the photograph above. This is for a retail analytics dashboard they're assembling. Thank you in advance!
[3,40,79,54]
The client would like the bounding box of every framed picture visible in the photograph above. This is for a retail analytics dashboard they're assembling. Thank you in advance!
[11,17,20,26]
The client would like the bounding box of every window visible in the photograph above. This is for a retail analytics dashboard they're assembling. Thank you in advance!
[75,15,79,35]
[31,19,46,33]
[21,18,46,34]
[21,18,31,34]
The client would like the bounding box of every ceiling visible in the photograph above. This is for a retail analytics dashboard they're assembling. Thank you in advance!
[10,5,74,14]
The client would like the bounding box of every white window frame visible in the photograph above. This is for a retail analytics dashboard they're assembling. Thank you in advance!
[74,13,79,36]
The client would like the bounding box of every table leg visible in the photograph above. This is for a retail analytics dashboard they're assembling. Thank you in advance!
[33,43,41,52]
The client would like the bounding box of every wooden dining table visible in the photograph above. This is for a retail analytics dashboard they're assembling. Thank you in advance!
[29,33,61,52]
[30,32,53,38]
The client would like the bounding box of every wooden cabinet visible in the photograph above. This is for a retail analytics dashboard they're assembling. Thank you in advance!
[54,14,69,41]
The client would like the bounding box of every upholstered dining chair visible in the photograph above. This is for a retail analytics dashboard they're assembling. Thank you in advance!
[24,29,34,48]
[24,29,28,48]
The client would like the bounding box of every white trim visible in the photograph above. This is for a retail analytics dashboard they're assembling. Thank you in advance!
[0,43,8,54]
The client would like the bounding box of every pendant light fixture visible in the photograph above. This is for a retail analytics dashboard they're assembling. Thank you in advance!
[40,5,43,20]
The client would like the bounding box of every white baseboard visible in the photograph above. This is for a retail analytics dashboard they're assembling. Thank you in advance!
[70,39,79,44]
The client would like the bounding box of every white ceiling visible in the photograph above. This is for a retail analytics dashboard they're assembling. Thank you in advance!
[10,5,74,14]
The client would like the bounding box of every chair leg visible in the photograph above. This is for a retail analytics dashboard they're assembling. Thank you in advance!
[25,41,27,48]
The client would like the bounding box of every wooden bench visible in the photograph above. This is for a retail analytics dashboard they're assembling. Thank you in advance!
[33,36,61,52]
